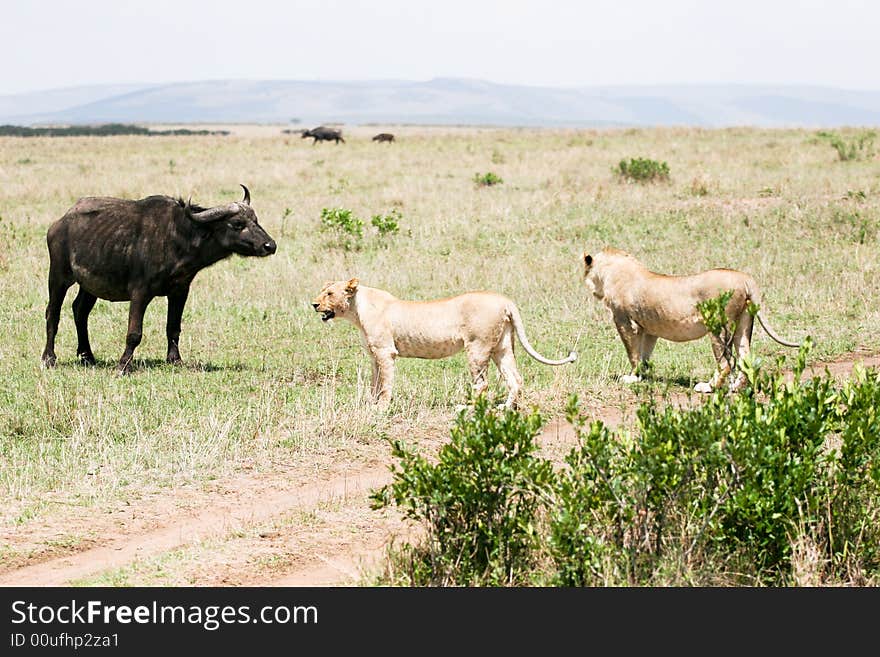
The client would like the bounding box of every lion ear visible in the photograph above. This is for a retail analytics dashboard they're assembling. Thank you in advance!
[584,253,593,267]
[345,278,359,294]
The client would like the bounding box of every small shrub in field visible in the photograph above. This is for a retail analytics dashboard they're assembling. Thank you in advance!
[374,340,880,586]
[831,207,874,245]
[473,171,504,187]
[552,340,880,585]
[320,207,364,250]
[614,157,670,182]
[819,130,877,161]
[371,396,554,586]
[845,189,867,201]
[321,207,406,250]
[371,209,401,238]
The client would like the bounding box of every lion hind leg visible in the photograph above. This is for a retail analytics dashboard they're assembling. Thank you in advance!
[492,333,523,409]
[697,335,732,393]
[729,311,755,392]
[637,334,658,377]
[465,344,493,400]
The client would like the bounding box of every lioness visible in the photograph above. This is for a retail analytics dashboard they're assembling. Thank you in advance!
[582,248,800,392]
[312,279,577,407]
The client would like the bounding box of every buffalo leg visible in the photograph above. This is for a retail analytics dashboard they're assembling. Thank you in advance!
[72,288,98,365]
[118,293,153,374]
[166,287,190,364]
[41,268,73,367]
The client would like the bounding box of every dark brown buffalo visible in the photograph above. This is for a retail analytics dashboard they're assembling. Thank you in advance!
[372,133,395,143]
[301,126,345,144]
[41,184,276,373]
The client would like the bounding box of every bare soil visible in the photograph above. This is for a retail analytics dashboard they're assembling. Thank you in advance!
[2,351,877,587]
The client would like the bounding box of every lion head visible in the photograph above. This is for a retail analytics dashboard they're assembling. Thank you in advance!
[582,252,605,300]
[312,278,359,321]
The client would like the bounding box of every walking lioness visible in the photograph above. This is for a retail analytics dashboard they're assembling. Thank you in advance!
[312,279,577,407]
[582,248,800,392]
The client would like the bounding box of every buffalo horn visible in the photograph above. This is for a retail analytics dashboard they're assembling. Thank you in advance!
[240,184,251,205]
[189,203,240,223]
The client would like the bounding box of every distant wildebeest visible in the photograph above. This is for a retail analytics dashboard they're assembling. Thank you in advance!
[41,184,277,373]
[372,133,395,143]
[301,126,345,144]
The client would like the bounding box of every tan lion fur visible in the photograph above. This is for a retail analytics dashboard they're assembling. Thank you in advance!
[312,279,576,407]
[582,248,800,392]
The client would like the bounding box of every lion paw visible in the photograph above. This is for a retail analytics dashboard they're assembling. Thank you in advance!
[620,374,642,384]
[694,381,714,394]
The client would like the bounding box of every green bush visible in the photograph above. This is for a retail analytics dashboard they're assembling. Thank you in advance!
[818,130,877,161]
[376,342,880,586]
[371,396,554,585]
[320,207,405,250]
[549,407,625,586]
[371,209,402,240]
[319,207,364,250]
[552,341,880,585]
[473,171,504,187]
[614,157,670,182]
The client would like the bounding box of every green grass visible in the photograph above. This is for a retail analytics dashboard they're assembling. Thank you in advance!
[1,125,879,530]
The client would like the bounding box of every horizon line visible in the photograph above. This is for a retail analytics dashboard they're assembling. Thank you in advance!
[4,77,880,97]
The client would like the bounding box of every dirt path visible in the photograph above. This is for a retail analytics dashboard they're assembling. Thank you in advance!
[0,464,394,586]
[2,350,877,587]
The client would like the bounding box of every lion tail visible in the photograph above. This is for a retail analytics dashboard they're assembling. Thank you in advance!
[745,280,800,348]
[506,303,577,366]
[756,312,801,348]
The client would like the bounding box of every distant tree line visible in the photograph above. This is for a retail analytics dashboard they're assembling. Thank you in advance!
[0,123,230,137]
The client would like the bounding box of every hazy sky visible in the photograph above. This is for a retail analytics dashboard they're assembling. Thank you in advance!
[2,0,878,95]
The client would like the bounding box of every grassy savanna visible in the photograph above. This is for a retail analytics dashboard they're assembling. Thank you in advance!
[1,125,878,582]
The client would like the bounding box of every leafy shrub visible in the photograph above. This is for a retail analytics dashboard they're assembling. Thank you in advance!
[829,205,876,245]
[371,396,554,585]
[376,341,880,586]
[371,209,401,238]
[549,409,624,586]
[818,130,877,161]
[553,341,880,585]
[473,172,504,187]
[845,189,867,201]
[614,157,670,182]
[320,207,364,250]
[320,207,406,250]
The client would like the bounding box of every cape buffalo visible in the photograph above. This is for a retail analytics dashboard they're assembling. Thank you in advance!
[41,184,276,373]
[301,126,345,144]
[372,133,395,143]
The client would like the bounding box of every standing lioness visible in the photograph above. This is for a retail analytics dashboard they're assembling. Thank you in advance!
[582,248,800,392]
[312,279,577,407]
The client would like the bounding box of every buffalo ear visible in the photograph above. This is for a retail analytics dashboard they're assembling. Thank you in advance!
[584,253,593,267]
[345,278,359,295]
